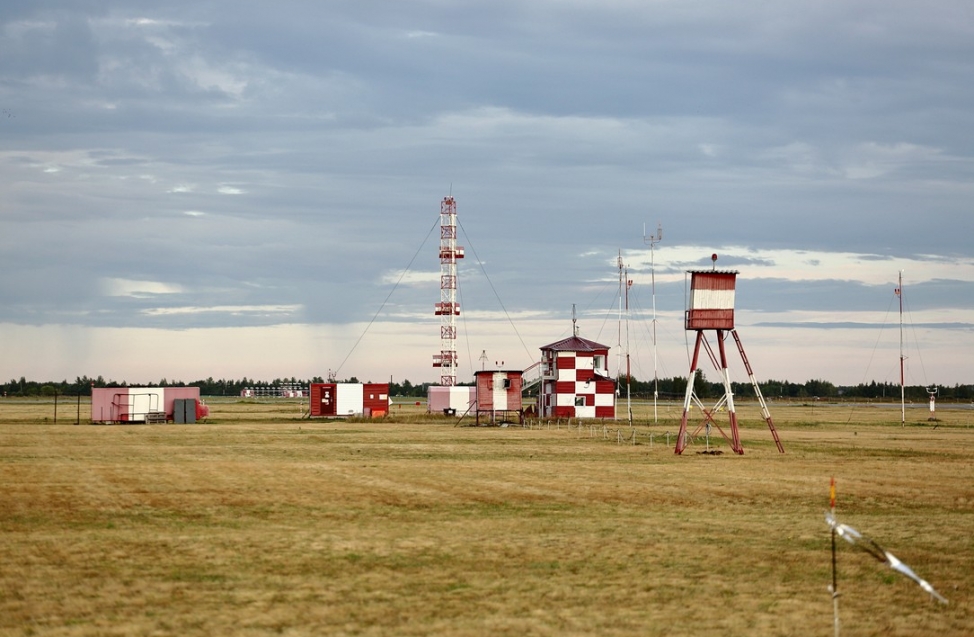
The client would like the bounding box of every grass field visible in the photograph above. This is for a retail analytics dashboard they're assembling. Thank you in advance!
[1,398,972,636]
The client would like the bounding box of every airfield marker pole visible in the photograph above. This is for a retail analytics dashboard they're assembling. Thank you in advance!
[825,481,947,632]
[830,477,840,637]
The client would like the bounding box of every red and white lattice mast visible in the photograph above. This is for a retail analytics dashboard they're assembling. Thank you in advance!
[432,196,464,385]
[674,254,784,455]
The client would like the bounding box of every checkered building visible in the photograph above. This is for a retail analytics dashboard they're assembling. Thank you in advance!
[539,336,616,419]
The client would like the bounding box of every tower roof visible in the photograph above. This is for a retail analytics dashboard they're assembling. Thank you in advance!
[540,335,610,352]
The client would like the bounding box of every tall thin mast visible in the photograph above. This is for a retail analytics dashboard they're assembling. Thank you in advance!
[644,223,663,422]
[617,251,624,387]
[617,251,632,427]
[898,271,905,425]
[625,264,632,427]
[433,196,463,385]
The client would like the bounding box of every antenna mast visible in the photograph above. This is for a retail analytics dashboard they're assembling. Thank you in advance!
[897,271,905,425]
[617,251,633,427]
[643,222,663,422]
[432,196,464,385]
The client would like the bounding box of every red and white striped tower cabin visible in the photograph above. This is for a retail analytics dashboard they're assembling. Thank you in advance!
[474,369,524,425]
[675,257,784,455]
[539,330,615,420]
[432,196,464,386]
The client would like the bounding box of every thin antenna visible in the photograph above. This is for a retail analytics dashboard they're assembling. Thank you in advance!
[643,222,663,423]
[572,304,578,337]
[616,251,633,427]
[830,477,839,637]
[900,272,905,425]
[617,250,624,383]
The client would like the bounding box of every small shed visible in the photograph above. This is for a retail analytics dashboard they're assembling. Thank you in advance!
[427,385,476,416]
[474,369,524,425]
[309,383,389,418]
[539,335,616,419]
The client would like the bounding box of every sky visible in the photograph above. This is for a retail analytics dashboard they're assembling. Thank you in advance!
[1,0,973,389]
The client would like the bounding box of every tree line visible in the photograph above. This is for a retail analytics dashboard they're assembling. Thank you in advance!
[0,375,434,398]
[2,373,971,402]
[619,373,974,402]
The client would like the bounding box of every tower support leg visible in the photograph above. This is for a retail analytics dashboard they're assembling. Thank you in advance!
[675,331,704,454]
[731,330,784,453]
[717,330,744,454]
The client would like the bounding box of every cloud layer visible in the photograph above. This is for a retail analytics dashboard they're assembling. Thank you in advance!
[1,1,972,386]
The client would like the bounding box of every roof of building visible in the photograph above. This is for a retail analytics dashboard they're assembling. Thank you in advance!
[539,335,610,352]
[686,269,739,275]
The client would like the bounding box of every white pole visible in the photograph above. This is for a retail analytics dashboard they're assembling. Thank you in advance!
[830,478,840,637]
[898,271,905,426]
[644,223,662,423]
[626,263,632,428]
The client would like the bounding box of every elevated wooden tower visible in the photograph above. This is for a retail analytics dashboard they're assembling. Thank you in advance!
[675,259,784,455]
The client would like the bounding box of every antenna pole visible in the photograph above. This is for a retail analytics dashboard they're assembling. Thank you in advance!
[644,223,663,422]
[618,251,624,395]
[627,267,633,427]
[898,271,905,426]
[616,252,633,426]
[830,477,840,637]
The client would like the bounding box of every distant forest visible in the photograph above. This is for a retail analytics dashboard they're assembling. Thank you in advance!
[2,373,972,402]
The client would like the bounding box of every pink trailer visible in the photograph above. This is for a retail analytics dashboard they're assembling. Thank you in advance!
[90,387,207,424]
[427,386,476,416]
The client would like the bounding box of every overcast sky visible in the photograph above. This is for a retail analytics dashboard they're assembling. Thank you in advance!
[2,1,973,389]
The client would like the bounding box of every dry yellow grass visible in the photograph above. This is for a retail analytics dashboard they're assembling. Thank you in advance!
[0,397,972,636]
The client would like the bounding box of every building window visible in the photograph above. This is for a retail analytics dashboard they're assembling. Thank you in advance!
[593,355,604,370]
[574,396,585,407]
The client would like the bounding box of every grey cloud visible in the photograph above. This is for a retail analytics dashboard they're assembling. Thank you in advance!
[1,0,973,348]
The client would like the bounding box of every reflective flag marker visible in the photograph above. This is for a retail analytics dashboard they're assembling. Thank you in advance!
[826,511,948,605]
